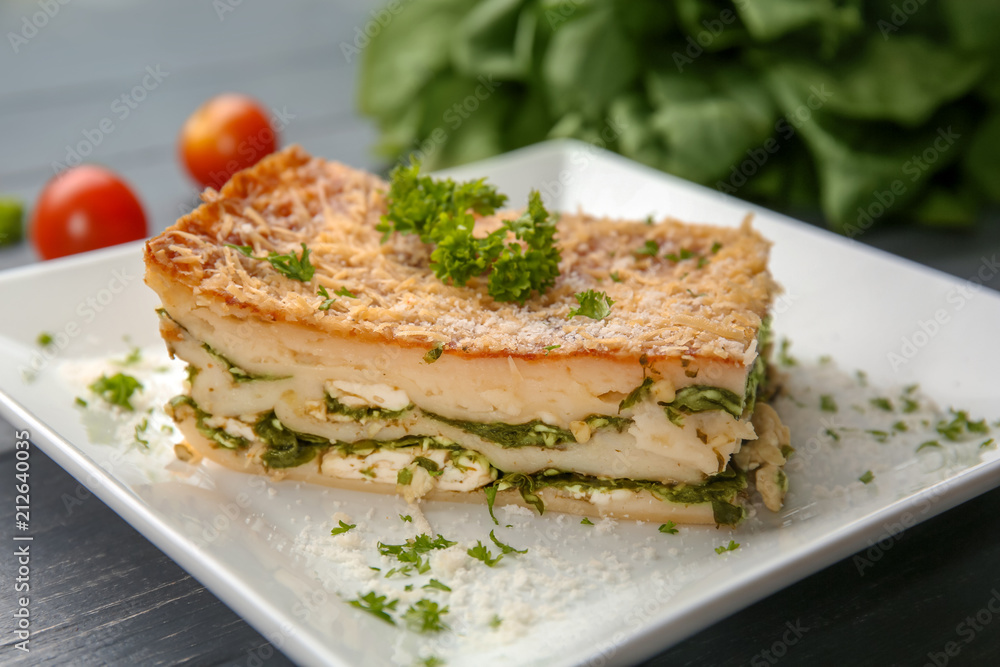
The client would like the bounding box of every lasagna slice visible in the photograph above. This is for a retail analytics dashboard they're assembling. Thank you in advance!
[144,146,790,526]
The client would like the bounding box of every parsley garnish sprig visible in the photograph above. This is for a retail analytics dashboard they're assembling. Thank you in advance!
[379,161,561,304]
[349,591,398,624]
[489,530,527,555]
[378,534,457,576]
[715,539,740,554]
[89,373,143,411]
[567,290,614,320]
[467,541,503,567]
[330,520,356,536]
[316,285,335,310]
[402,599,450,633]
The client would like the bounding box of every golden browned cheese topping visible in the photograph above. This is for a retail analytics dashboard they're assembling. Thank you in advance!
[144,146,779,364]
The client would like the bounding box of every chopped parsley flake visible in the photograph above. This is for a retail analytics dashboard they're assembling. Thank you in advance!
[423,579,452,593]
[118,346,142,366]
[89,373,143,411]
[74,397,88,408]
[867,429,890,443]
[859,470,875,484]
[566,290,614,321]
[489,530,527,555]
[635,240,659,257]
[824,428,840,442]
[981,438,996,449]
[423,343,444,364]
[227,242,315,282]
[37,332,53,346]
[484,485,499,525]
[334,286,357,298]
[379,534,457,575]
[715,540,739,554]
[400,514,413,523]
[419,658,445,667]
[403,599,450,633]
[658,521,679,534]
[892,421,909,432]
[580,517,594,526]
[916,440,941,452]
[664,247,696,263]
[936,410,989,441]
[349,591,398,624]
[819,395,838,412]
[316,285,335,310]
[134,418,150,448]
[385,567,412,579]
[543,344,561,354]
[490,615,503,629]
[467,541,503,567]
[710,241,722,254]
[330,520,356,536]
[870,397,894,412]
[610,271,622,282]
[778,339,797,366]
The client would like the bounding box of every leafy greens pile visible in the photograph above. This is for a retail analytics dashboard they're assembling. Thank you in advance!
[358,0,1000,233]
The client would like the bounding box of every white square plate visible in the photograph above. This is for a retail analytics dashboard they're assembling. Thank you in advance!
[2,140,998,666]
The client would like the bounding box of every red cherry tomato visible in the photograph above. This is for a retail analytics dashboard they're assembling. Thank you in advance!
[30,165,148,260]
[179,93,277,189]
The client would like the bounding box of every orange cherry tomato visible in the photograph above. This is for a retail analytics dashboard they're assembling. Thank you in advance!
[179,93,277,189]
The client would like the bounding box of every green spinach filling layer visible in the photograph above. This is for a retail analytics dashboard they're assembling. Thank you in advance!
[424,411,631,448]
[325,395,412,421]
[169,395,248,450]
[253,411,330,468]
[173,396,484,470]
[489,466,748,526]
[172,395,747,524]
[202,344,292,383]
[630,317,772,425]
[253,411,488,469]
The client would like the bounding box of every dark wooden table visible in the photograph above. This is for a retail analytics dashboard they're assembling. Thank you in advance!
[2,1,999,665]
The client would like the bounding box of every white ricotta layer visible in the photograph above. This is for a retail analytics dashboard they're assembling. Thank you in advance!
[166,319,757,486]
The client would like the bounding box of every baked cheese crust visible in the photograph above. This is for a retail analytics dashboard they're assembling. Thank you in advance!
[144,145,778,364]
